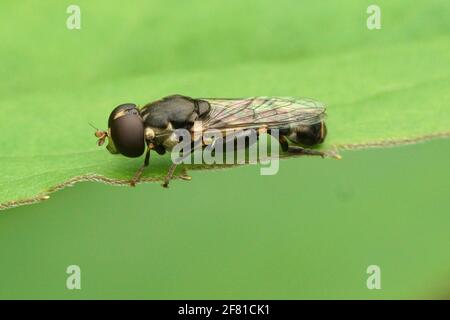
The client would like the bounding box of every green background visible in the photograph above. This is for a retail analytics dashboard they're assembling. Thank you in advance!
[1,140,449,299]
[0,0,449,299]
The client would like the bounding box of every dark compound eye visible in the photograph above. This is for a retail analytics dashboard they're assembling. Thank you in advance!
[108,103,139,127]
[109,104,145,158]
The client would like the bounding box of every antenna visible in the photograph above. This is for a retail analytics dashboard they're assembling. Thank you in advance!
[88,122,99,131]
[89,122,108,139]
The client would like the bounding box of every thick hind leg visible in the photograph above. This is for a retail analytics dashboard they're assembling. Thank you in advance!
[278,135,326,157]
[276,135,340,158]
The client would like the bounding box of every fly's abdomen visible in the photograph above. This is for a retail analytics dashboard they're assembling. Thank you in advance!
[286,121,327,147]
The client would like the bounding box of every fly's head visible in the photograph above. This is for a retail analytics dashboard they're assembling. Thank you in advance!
[99,103,146,158]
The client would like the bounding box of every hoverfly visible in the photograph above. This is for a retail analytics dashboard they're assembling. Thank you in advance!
[94,94,333,187]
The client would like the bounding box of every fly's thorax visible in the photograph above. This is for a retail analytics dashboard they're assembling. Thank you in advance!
[162,134,181,151]
[144,124,179,152]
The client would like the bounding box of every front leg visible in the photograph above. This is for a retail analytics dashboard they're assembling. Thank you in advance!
[130,147,151,186]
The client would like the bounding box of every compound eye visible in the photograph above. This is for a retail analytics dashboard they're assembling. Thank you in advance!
[109,104,145,158]
[108,103,138,127]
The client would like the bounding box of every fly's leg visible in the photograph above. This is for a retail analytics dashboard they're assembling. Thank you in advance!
[162,163,178,188]
[162,143,197,188]
[162,160,190,188]
[287,146,326,158]
[180,168,192,181]
[277,135,289,153]
[278,135,340,159]
[130,147,151,187]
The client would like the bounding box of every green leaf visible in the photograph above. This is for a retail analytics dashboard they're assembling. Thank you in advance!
[1,0,449,209]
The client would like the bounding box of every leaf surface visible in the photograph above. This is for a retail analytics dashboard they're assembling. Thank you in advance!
[1,0,449,209]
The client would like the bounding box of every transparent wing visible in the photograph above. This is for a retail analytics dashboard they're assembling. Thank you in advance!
[200,97,326,131]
